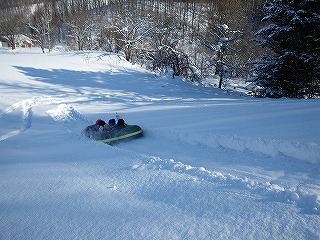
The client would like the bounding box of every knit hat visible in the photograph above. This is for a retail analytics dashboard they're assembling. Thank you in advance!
[117,118,125,126]
[108,118,116,126]
[96,119,105,126]
[96,119,102,125]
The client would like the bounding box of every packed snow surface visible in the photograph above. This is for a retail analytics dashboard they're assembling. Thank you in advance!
[0,48,319,240]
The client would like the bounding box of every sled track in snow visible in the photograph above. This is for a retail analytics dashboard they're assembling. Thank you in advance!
[3,99,317,215]
[0,98,35,141]
[152,129,320,164]
[0,96,90,141]
[121,128,320,215]
[132,156,320,215]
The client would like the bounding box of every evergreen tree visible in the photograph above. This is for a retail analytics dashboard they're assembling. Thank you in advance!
[254,0,320,98]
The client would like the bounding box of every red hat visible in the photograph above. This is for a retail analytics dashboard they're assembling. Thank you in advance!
[96,119,102,125]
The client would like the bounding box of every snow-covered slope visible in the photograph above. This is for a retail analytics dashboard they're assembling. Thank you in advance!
[0,48,319,239]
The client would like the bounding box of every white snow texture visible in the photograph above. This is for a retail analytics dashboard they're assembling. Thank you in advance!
[0,48,319,240]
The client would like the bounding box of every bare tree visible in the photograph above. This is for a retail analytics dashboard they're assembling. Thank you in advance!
[0,5,29,50]
[66,9,100,51]
[28,2,54,53]
[112,15,154,62]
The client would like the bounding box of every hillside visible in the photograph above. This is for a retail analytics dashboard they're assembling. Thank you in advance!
[0,48,319,239]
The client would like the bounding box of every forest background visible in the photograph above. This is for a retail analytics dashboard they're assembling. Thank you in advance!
[1,0,318,98]
[0,0,267,80]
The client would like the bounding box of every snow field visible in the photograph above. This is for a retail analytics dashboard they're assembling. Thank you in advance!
[0,48,319,239]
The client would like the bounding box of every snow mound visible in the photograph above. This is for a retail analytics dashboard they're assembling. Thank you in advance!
[47,104,90,133]
[47,104,88,123]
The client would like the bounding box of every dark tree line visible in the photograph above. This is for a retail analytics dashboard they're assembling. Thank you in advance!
[254,0,320,98]
[0,0,319,98]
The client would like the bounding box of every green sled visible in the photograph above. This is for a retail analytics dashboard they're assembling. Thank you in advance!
[83,125,143,144]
